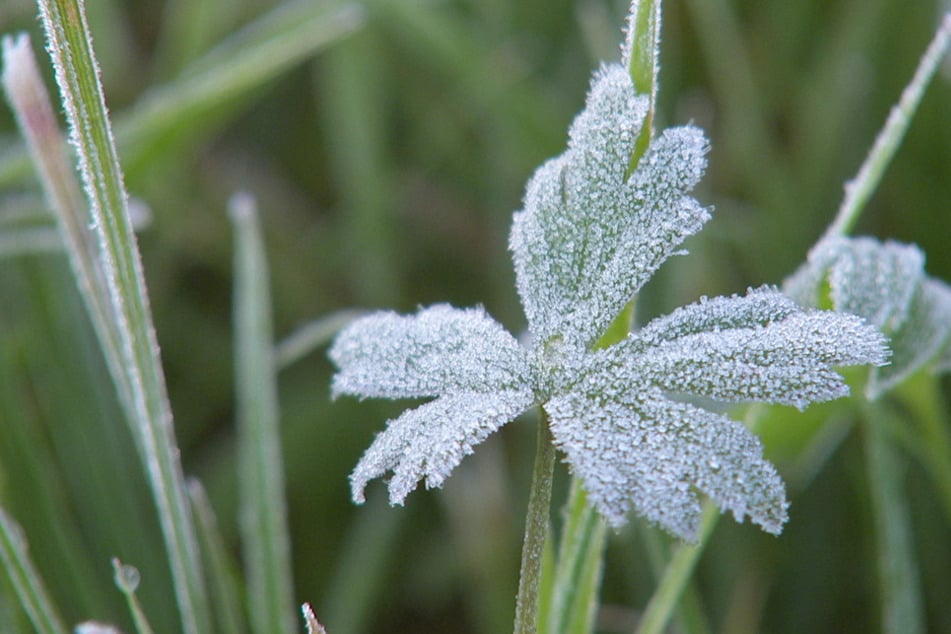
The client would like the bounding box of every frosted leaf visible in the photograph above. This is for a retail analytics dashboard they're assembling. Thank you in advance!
[785,236,951,397]
[329,304,530,399]
[330,32,889,541]
[630,286,802,350]
[350,389,535,504]
[869,277,951,397]
[607,290,888,409]
[545,384,787,541]
[510,63,709,347]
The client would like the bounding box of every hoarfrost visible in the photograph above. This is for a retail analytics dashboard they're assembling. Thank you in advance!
[786,236,951,398]
[330,60,888,540]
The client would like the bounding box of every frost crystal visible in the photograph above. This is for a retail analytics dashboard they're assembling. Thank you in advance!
[786,236,951,398]
[330,63,888,541]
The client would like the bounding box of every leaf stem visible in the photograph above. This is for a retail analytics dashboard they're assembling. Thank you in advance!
[514,413,557,634]
[823,12,951,240]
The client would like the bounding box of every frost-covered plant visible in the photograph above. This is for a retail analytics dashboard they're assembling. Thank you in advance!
[786,236,951,397]
[329,43,888,540]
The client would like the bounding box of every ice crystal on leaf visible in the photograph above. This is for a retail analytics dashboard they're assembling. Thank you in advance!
[330,61,888,541]
[786,236,951,398]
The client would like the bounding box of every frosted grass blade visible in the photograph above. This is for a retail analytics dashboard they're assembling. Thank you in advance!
[824,12,951,239]
[230,192,295,634]
[34,1,209,631]
[864,405,925,634]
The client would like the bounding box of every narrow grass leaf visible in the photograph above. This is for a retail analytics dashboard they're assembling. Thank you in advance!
[34,1,210,631]
[2,33,133,417]
[824,12,951,239]
[319,492,403,634]
[188,480,248,634]
[864,405,925,634]
[0,2,365,188]
[274,309,367,370]
[622,0,661,171]
[0,508,68,634]
[230,192,295,634]
[545,481,605,634]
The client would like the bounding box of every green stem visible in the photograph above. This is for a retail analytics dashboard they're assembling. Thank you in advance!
[823,12,951,240]
[514,414,557,634]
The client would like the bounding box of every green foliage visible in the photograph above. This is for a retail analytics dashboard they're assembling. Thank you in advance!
[0,1,949,634]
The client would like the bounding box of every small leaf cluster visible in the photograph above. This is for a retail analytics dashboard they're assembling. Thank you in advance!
[786,236,951,397]
[330,63,888,540]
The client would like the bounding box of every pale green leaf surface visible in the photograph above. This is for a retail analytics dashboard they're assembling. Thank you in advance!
[785,236,951,398]
[545,385,786,540]
[349,389,536,504]
[331,52,886,539]
[610,289,888,410]
[509,64,709,348]
[871,277,951,396]
[330,304,532,400]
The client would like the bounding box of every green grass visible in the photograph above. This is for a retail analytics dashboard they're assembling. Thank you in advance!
[0,1,950,633]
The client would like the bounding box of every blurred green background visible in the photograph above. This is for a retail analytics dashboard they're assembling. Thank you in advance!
[0,0,949,632]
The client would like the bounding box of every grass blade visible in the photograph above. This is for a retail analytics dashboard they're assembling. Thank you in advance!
[864,404,925,634]
[825,12,951,239]
[274,309,366,371]
[0,2,365,188]
[230,192,295,634]
[2,33,132,416]
[34,1,210,631]
[0,507,68,634]
[188,480,248,634]
[544,481,605,634]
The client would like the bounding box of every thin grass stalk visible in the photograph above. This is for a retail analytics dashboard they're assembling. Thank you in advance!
[824,12,951,240]
[544,482,605,634]
[1,34,131,416]
[0,2,366,187]
[112,560,155,634]
[274,309,366,370]
[230,192,295,634]
[863,403,925,634]
[0,508,68,634]
[34,1,209,631]
[188,480,248,634]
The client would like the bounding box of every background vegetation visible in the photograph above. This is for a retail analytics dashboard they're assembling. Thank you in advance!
[0,0,949,632]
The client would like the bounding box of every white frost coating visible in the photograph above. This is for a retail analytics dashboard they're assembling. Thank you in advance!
[510,64,709,347]
[329,304,531,399]
[350,389,535,504]
[785,236,951,398]
[604,290,888,410]
[870,277,951,396]
[545,386,787,540]
[330,56,888,539]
